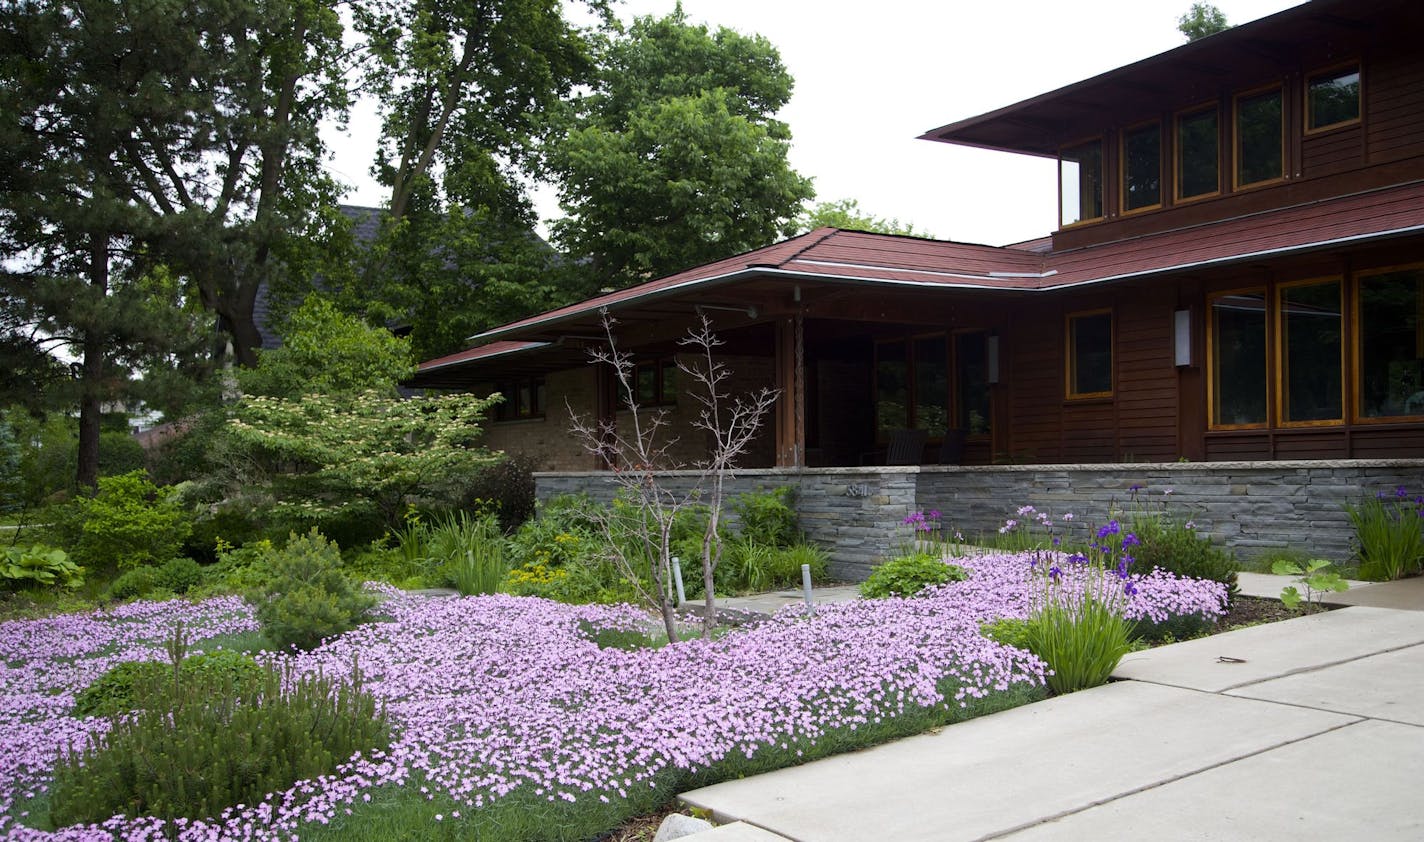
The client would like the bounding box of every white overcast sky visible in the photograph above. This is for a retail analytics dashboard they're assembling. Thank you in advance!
[324,0,1301,248]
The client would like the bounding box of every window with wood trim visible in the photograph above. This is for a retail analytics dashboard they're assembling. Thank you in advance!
[1176,105,1219,200]
[1122,121,1162,212]
[1307,64,1360,132]
[1235,87,1284,188]
[1208,291,1268,428]
[627,357,678,406]
[1277,279,1343,425]
[875,334,990,442]
[1356,268,1424,420]
[493,377,546,421]
[1059,139,1104,226]
[1066,310,1113,399]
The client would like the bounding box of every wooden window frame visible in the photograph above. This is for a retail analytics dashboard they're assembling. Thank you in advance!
[1232,83,1287,191]
[1274,276,1345,428]
[1057,135,1106,229]
[1304,60,1362,135]
[1120,119,1164,216]
[1352,262,1424,425]
[628,356,678,407]
[1173,102,1221,204]
[1064,309,1114,401]
[874,333,955,444]
[951,328,993,440]
[493,376,546,422]
[1205,287,1270,431]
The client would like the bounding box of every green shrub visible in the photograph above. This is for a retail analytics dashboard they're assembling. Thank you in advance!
[106,566,158,600]
[44,470,192,571]
[1347,488,1424,581]
[460,453,539,532]
[184,505,263,563]
[249,529,376,651]
[2,544,84,590]
[200,539,275,595]
[1123,512,1239,600]
[860,553,968,598]
[343,541,425,589]
[52,657,389,825]
[152,557,204,595]
[97,429,146,477]
[981,617,1030,650]
[732,486,798,548]
[71,649,267,718]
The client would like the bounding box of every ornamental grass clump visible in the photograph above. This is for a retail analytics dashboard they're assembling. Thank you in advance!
[50,642,388,826]
[1021,522,1142,694]
[1346,486,1424,581]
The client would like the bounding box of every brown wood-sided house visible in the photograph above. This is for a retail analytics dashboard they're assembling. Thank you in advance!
[410,0,1424,569]
[411,0,1424,486]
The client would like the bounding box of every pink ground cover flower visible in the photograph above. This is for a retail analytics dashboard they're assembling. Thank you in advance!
[0,554,1223,840]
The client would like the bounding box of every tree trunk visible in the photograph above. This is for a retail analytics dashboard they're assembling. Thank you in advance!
[76,234,109,490]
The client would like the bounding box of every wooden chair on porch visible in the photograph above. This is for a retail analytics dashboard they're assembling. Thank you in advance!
[864,428,928,466]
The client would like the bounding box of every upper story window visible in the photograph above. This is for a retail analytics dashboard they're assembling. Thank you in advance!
[1235,87,1284,188]
[494,377,545,421]
[1059,139,1104,226]
[1122,122,1162,212]
[1066,310,1113,399]
[1307,64,1360,132]
[1175,106,1219,201]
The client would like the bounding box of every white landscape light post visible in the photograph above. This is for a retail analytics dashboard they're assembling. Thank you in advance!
[801,563,815,616]
[672,556,686,608]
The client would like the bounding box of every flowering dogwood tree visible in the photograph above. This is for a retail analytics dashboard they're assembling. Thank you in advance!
[228,389,501,528]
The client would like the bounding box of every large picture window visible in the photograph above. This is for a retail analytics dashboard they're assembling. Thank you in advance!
[876,334,990,442]
[1066,311,1113,399]
[1122,122,1161,212]
[1176,106,1219,200]
[1059,139,1103,226]
[1307,64,1360,132]
[628,357,678,406]
[1235,87,1284,187]
[1278,280,1343,424]
[1357,269,1424,419]
[1209,292,1268,427]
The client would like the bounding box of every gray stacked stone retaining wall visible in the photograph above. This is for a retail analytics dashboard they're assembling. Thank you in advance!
[535,460,1424,581]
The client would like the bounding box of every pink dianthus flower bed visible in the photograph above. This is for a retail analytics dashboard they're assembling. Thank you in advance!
[0,553,1224,840]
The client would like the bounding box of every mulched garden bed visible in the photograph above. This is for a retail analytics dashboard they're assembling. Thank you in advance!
[1216,594,1326,629]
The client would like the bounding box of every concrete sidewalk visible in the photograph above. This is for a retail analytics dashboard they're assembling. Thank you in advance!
[680,577,1424,841]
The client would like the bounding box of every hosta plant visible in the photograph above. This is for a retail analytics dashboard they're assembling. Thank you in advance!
[1,544,83,589]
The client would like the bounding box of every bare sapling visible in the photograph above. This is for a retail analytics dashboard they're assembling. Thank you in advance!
[568,310,779,641]
[679,315,779,637]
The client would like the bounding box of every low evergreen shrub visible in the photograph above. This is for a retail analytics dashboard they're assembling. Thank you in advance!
[860,553,968,598]
[152,557,204,594]
[106,566,158,600]
[1124,512,1239,600]
[249,529,376,651]
[52,656,388,825]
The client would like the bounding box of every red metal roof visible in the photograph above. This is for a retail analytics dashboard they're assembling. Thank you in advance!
[424,180,1424,370]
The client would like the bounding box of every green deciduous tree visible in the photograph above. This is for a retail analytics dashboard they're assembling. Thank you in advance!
[1178,3,1229,41]
[547,5,814,288]
[228,390,501,528]
[238,296,414,399]
[321,0,610,360]
[795,199,933,238]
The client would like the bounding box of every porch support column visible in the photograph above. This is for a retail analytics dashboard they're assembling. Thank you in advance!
[774,314,806,467]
